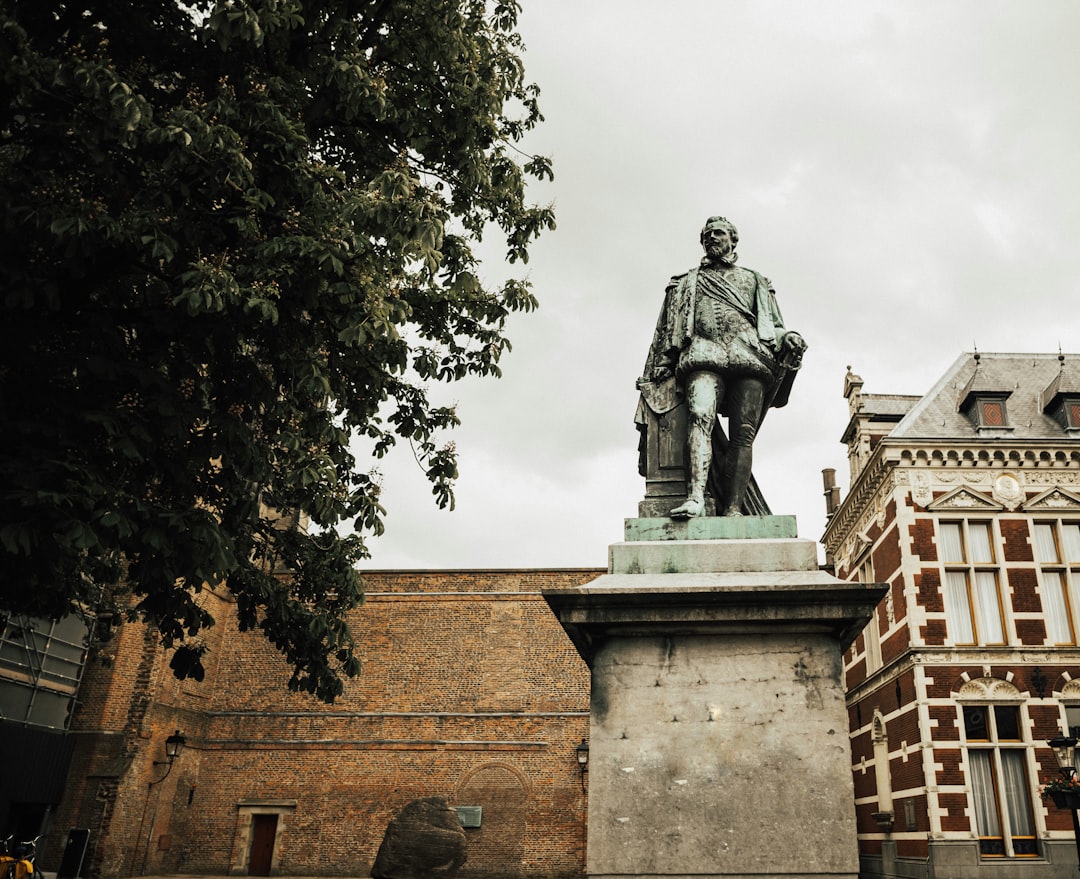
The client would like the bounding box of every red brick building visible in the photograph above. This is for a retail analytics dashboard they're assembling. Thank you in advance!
[3,568,598,879]
[825,352,1080,879]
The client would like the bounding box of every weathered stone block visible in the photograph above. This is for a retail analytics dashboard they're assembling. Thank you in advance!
[544,538,887,879]
[371,797,468,879]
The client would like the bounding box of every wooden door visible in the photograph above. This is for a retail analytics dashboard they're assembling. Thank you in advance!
[248,814,278,876]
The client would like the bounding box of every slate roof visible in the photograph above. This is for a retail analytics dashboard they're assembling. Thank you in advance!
[889,352,1080,441]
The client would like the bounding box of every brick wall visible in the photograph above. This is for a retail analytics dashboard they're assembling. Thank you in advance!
[52,569,599,879]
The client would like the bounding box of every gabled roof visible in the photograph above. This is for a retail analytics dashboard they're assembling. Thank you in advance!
[889,352,1080,441]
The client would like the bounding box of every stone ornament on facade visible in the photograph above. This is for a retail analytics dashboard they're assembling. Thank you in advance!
[955,677,1023,701]
[911,471,933,507]
[1026,472,1080,485]
[1058,679,1080,701]
[937,471,989,485]
[1021,486,1080,511]
[991,472,1024,510]
[925,486,1003,512]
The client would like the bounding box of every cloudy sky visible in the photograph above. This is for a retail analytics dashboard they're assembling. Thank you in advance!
[362,0,1080,570]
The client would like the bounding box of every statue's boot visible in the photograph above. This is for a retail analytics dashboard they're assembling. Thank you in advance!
[721,440,754,517]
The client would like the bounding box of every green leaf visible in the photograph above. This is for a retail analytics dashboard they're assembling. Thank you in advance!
[0,0,552,703]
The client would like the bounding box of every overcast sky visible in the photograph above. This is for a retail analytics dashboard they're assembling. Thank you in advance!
[361,0,1080,570]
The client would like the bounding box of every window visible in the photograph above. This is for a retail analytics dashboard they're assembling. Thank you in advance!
[940,521,1006,645]
[1044,396,1080,431]
[960,392,1013,430]
[962,704,1037,858]
[859,558,882,673]
[1065,399,1080,430]
[0,614,90,729]
[1033,521,1080,645]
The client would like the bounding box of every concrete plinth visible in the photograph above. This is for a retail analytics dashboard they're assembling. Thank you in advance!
[544,522,886,879]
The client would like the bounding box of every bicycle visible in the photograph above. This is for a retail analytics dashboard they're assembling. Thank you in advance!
[3,836,39,879]
[0,836,13,879]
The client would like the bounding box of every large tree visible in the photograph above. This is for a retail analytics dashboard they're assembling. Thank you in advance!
[0,0,553,701]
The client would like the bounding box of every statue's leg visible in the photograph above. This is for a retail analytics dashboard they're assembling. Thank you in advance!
[670,371,723,519]
[720,377,766,517]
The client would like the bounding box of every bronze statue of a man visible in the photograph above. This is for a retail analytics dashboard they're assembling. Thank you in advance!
[637,216,806,518]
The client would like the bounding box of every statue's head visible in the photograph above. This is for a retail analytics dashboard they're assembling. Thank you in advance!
[699,216,738,247]
[700,216,738,264]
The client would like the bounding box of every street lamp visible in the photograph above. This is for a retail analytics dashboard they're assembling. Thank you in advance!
[1047,733,1080,874]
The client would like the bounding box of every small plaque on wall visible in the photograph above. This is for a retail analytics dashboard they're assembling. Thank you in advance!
[453,806,482,828]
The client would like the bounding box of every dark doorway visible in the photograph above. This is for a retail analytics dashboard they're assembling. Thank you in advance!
[248,814,278,876]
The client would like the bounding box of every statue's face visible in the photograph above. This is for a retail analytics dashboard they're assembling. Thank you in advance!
[701,224,734,259]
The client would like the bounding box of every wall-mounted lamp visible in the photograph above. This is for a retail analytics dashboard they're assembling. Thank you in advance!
[575,739,589,792]
[1048,733,1077,776]
[1046,733,1080,870]
[153,730,187,783]
[131,731,187,877]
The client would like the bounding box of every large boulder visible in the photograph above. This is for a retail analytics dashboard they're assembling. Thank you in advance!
[371,797,468,879]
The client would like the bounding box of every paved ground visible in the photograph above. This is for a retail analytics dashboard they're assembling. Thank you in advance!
[42,873,372,879]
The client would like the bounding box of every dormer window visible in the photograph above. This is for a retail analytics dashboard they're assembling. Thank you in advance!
[1041,356,1080,432]
[976,396,1007,427]
[1045,397,1080,431]
[959,391,1012,430]
[957,354,1012,431]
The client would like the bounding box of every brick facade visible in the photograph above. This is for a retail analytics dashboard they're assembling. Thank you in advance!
[41,569,599,879]
[827,354,1080,879]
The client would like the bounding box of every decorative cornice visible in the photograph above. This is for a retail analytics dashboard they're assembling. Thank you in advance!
[823,439,1080,557]
[897,444,1080,468]
[824,447,896,557]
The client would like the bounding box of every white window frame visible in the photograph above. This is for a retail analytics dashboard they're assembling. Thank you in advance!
[961,702,1038,859]
[858,557,883,673]
[940,520,1007,646]
[1033,520,1080,646]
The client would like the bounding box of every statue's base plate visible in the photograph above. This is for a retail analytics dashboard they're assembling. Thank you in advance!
[625,515,797,542]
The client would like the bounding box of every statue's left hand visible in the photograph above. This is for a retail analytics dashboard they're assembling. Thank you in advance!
[780,331,807,368]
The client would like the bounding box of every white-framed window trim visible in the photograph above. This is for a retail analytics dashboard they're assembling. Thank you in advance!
[940,520,1007,646]
[858,557,883,673]
[1033,519,1080,646]
[961,702,1038,859]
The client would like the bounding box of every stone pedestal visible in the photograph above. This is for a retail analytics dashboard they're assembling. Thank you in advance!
[544,517,886,879]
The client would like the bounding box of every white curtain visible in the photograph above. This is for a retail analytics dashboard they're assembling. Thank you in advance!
[968,522,994,564]
[968,750,1002,838]
[1042,571,1073,643]
[940,522,964,563]
[973,572,1005,643]
[1000,751,1035,838]
[1063,524,1080,564]
[1034,524,1059,563]
[945,571,975,643]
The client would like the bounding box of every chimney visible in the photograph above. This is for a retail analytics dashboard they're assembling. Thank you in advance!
[822,468,841,518]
